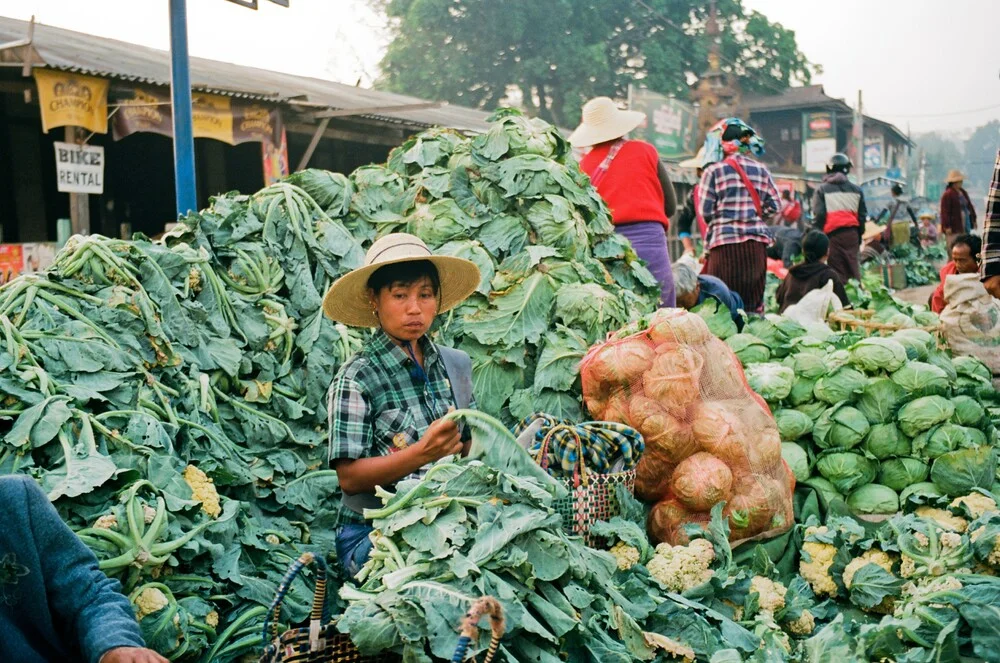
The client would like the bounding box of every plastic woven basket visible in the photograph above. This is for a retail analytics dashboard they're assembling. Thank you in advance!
[534,424,637,545]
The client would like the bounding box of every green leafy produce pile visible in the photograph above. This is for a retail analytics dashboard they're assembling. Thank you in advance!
[0,185,369,660]
[791,492,1000,662]
[695,289,1000,517]
[891,243,945,287]
[0,109,657,661]
[339,408,819,662]
[292,108,659,421]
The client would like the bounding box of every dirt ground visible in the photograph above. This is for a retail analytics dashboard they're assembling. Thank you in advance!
[893,283,937,307]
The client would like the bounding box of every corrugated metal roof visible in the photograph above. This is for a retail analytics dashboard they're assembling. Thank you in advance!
[0,16,490,132]
[745,85,852,114]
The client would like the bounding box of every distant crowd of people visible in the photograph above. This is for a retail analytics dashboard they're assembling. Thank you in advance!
[570,96,999,320]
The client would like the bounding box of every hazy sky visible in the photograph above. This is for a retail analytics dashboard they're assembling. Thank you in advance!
[1,0,997,135]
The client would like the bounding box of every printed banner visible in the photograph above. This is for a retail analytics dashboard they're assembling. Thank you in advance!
[804,112,835,140]
[234,103,280,145]
[34,69,109,134]
[628,87,698,159]
[0,245,24,284]
[864,135,884,170]
[113,88,281,146]
[112,87,173,140]
[192,93,234,143]
[262,126,289,185]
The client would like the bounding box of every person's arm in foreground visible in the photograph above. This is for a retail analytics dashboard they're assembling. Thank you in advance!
[20,477,165,663]
[812,189,826,231]
[981,150,1000,298]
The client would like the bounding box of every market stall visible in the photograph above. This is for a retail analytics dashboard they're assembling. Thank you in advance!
[0,109,999,663]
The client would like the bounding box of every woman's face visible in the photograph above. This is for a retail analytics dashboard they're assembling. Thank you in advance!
[371,276,439,343]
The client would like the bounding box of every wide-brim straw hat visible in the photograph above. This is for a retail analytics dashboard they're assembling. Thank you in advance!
[862,221,885,242]
[322,233,481,327]
[568,97,646,148]
[679,147,706,169]
[945,169,966,184]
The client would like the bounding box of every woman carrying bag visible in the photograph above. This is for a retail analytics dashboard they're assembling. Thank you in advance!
[570,97,678,307]
[323,233,481,576]
[697,118,780,314]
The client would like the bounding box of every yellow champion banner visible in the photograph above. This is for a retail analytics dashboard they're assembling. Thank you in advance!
[34,69,109,134]
[192,93,234,143]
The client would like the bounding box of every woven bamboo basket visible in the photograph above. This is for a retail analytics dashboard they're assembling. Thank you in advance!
[827,308,942,341]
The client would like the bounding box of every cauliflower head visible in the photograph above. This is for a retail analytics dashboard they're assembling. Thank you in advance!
[94,513,118,530]
[135,587,169,620]
[183,464,222,518]
[205,610,219,629]
[915,507,968,533]
[800,527,838,597]
[950,493,997,520]
[610,541,640,570]
[783,609,815,636]
[750,575,787,615]
[646,538,715,593]
[843,548,896,589]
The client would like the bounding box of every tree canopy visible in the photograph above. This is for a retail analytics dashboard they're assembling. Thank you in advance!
[369,0,816,127]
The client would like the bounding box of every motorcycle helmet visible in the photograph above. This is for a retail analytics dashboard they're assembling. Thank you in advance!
[826,153,853,174]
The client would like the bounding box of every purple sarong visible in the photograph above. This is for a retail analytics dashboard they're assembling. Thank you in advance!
[616,221,676,307]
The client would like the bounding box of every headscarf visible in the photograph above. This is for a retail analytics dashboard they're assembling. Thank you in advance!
[701,118,765,167]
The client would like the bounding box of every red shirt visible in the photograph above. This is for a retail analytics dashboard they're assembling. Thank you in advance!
[930,261,958,313]
[580,140,668,228]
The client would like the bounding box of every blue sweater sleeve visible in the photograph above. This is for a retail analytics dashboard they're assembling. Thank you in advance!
[22,478,146,663]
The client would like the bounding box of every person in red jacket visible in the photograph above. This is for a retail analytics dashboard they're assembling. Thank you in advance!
[929,234,982,313]
[813,153,867,283]
[571,97,678,306]
[940,169,977,251]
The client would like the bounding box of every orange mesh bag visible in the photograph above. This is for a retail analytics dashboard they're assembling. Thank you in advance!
[580,308,794,546]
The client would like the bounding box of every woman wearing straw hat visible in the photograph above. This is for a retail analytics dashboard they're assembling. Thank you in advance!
[322,233,481,575]
[940,169,977,252]
[570,97,678,307]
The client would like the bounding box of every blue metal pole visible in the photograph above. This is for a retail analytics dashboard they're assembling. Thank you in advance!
[169,0,197,216]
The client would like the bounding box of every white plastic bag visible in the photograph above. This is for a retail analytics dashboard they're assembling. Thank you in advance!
[782,280,843,339]
[940,273,1000,378]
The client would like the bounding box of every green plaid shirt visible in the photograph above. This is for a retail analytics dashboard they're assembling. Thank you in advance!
[327,329,472,524]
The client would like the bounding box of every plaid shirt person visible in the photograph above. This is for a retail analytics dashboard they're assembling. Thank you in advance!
[328,329,474,525]
[982,149,1000,283]
[698,153,780,250]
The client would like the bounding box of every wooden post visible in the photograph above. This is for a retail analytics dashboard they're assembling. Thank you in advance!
[65,126,90,235]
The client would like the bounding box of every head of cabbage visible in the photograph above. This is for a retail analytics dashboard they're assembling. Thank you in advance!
[813,404,871,450]
[814,367,869,405]
[781,442,810,482]
[849,337,908,374]
[930,446,998,496]
[847,483,900,515]
[788,376,819,407]
[877,457,930,491]
[856,377,908,425]
[953,356,992,382]
[775,409,814,441]
[862,423,911,460]
[951,396,986,428]
[891,329,934,361]
[726,333,771,365]
[912,423,977,459]
[816,451,878,494]
[899,481,942,505]
[897,395,956,438]
[745,363,795,403]
[786,352,829,380]
[890,362,950,397]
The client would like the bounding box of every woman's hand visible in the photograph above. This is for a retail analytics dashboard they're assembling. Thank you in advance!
[418,418,462,463]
